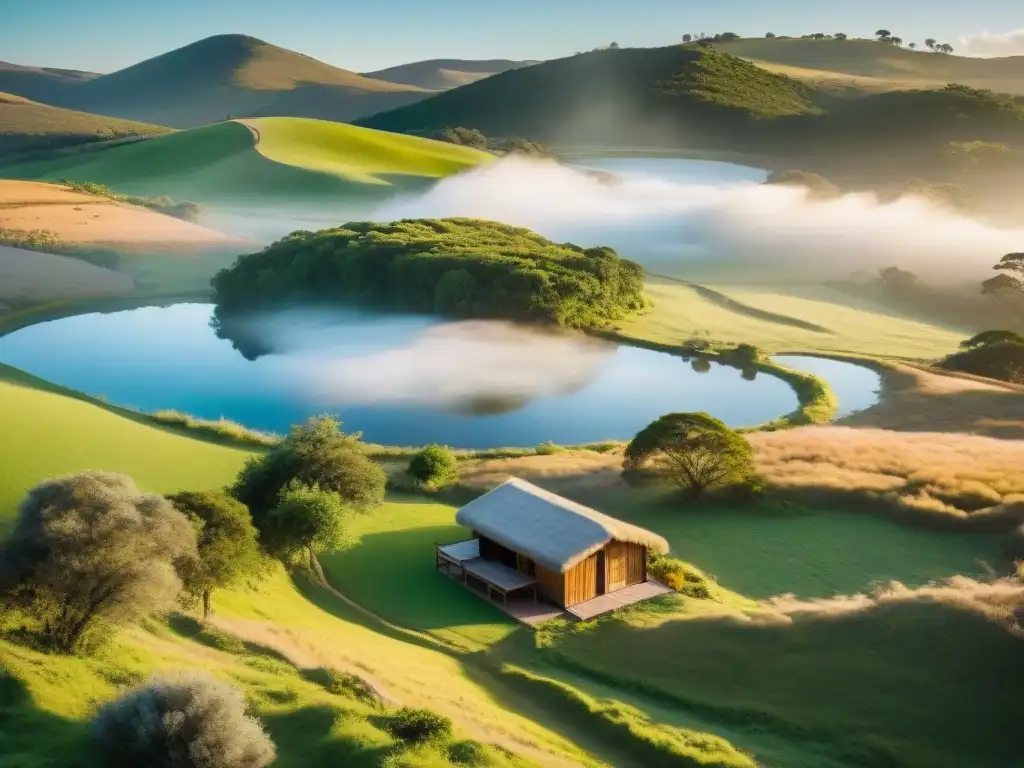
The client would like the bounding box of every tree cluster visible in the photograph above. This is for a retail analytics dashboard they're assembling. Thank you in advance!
[0,416,385,654]
[212,218,646,331]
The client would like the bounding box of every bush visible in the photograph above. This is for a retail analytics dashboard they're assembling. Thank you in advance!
[92,670,276,768]
[647,553,713,599]
[534,441,565,456]
[407,443,458,489]
[382,707,454,746]
[232,415,385,524]
[307,667,382,706]
[0,472,196,653]
[940,341,1024,383]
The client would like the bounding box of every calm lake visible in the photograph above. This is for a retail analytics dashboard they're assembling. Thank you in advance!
[0,303,875,448]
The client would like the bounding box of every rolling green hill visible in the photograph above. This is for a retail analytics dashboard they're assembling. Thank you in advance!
[360,45,821,147]
[17,35,430,128]
[0,92,170,156]
[0,118,491,203]
[717,38,1024,94]
[360,46,1024,156]
[364,58,539,90]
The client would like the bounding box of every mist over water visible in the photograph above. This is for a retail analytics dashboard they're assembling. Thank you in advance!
[247,311,615,409]
[371,155,1024,282]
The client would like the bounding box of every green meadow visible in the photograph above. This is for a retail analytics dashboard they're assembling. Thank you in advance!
[0,117,490,203]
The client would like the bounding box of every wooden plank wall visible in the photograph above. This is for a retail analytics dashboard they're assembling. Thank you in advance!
[626,543,647,586]
[535,566,564,605]
[564,553,599,606]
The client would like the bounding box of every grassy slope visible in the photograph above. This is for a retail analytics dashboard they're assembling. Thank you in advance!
[621,279,962,360]
[546,596,1024,768]
[358,46,818,141]
[247,117,492,185]
[0,61,98,105]
[0,119,489,202]
[364,59,538,90]
[0,566,570,768]
[52,34,428,128]
[0,363,254,532]
[0,361,746,768]
[718,38,1024,93]
[0,92,170,154]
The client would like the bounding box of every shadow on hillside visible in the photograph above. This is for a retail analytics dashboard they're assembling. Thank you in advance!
[839,365,1024,439]
[261,703,394,768]
[0,669,100,767]
[521,598,1024,768]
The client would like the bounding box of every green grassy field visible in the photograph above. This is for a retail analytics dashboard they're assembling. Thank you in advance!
[545,595,1023,768]
[247,117,493,185]
[0,363,254,532]
[320,498,516,649]
[0,118,490,203]
[566,486,1002,599]
[620,279,963,360]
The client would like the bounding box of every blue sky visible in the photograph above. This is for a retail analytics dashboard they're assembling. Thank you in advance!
[3,0,1020,73]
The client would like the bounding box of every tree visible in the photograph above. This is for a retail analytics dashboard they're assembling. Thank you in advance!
[994,253,1024,284]
[92,670,275,768]
[889,37,903,47]
[938,43,954,54]
[0,472,196,653]
[407,444,458,490]
[909,42,917,50]
[875,29,892,40]
[983,274,1022,298]
[925,38,937,50]
[834,33,848,41]
[232,415,385,529]
[623,413,754,501]
[609,41,620,49]
[682,34,693,43]
[764,32,776,39]
[960,330,1024,350]
[168,491,263,621]
[269,482,352,567]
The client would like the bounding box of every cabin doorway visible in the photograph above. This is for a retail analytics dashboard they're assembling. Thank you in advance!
[596,552,606,595]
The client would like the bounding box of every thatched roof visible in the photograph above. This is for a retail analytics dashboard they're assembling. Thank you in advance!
[455,478,669,573]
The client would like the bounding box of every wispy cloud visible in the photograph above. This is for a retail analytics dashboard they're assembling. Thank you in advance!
[958,29,1024,57]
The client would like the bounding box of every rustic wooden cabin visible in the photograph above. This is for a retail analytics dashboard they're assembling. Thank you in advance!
[437,478,669,615]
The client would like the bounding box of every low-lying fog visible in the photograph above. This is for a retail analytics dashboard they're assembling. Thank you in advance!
[242,310,615,410]
[211,155,1024,283]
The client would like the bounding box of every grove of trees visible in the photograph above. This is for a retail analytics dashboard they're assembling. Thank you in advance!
[212,219,647,331]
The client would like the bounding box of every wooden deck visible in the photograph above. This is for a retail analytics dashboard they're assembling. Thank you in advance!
[567,579,674,621]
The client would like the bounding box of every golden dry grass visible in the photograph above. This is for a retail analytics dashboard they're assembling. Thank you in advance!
[0,180,240,249]
[840,362,1024,439]
[750,426,1024,524]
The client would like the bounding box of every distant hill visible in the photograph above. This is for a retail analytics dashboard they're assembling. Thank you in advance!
[364,59,539,90]
[0,61,98,104]
[359,46,1024,157]
[359,46,821,146]
[6,35,431,128]
[717,38,1024,95]
[0,92,171,156]
[0,118,491,203]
